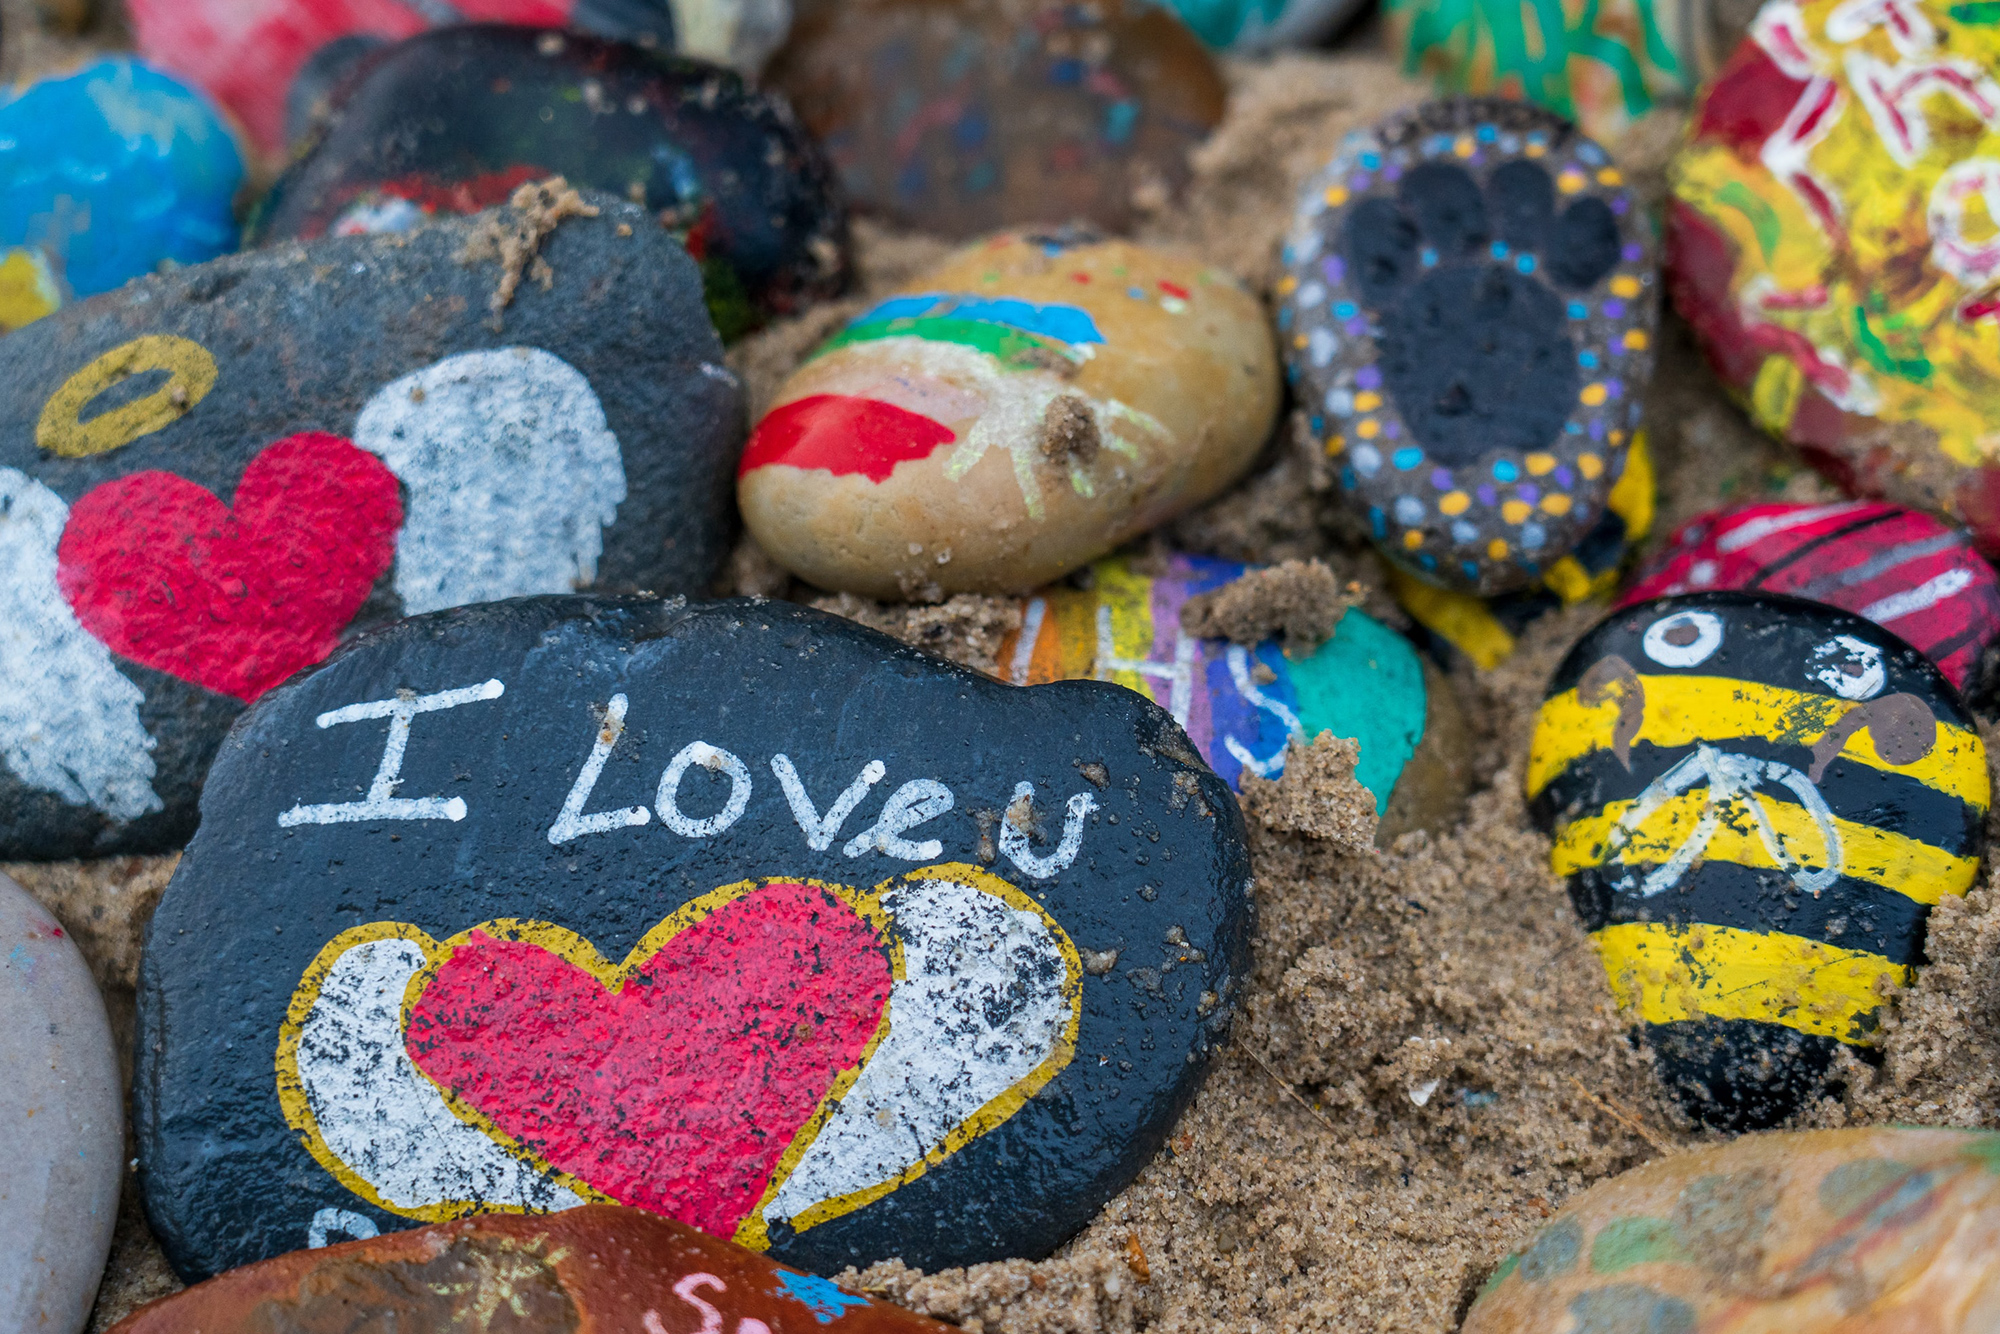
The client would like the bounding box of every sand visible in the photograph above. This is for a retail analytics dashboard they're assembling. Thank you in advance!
[8,7,2000,1331]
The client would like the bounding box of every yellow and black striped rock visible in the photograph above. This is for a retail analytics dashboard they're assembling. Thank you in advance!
[1528,591,1989,1129]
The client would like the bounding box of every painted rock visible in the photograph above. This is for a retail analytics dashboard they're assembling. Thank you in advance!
[1668,0,2000,554]
[765,0,1226,239]
[134,595,1251,1280]
[0,192,744,862]
[1527,592,1988,1128]
[1165,0,1366,53]
[110,1206,955,1334]
[1391,429,1656,669]
[1280,98,1659,598]
[739,231,1280,598]
[1465,1126,2000,1333]
[1,873,122,1334]
[1623,501,2000,693]
[0,59,244,335]
[254,27,847,340]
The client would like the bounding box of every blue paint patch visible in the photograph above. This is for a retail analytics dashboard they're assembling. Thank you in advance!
[777,1272,874,1324]
[860,292,1107,344]
[1105,99,1139,144]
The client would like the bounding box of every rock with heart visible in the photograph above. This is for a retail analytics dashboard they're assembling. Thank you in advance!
[1527,592,1988,1128]
[739,230,1280,598]
[0,190,744,861]
[1281,98,1659,598]
[1622,501,2000,695]
[134,594,1251,1279]
[1464,1126,2000,1334]
[0,58,245,335]
[253,26,848,340]
[110,1205,956,1334]
[765,0,1226,239]
[1,873,122,1334]
[1668,0,2000,554]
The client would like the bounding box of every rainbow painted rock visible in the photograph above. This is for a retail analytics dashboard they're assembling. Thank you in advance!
[253,26,847,339]
[1528,592,1988,1128]
[1280,98,1659,598]
[0,59,244,335]
[1624,500,2000,693]
[1166,0,1367,52]
[739,232,1280,598]
[765,0,1226,239]
[1669,0,2000,554]
[110,1206,957,1334]
[1465,1126,2000,1332]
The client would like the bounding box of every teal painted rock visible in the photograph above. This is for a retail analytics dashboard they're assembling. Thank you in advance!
[1167,0,1367,52]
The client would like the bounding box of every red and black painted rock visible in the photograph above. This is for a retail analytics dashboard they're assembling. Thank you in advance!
[1622,501,2000,695]
[0,191,744,861]
[253,26,849,339]
[134,595,1249,1281]
[110,1205,958,1334]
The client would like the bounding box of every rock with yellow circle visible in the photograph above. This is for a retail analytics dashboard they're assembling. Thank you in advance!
[1668,0,2000,553]
[736,229,1281,599]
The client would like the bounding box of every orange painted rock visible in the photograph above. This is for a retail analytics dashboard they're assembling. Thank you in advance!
[738,229,1280,597]
[1464,1126,2000,1333]
[109,1205,957,1333]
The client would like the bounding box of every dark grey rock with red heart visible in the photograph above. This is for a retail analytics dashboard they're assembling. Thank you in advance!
[134,595,1251,1280]
[0,190,744,861]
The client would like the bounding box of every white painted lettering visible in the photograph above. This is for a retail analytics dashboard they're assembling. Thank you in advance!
[1000,782,1097,879]
[306,1207,378,1249]
[547,693,651,845]
[657,742,753,838]
[673,1274,726,1334]
[843,779,954,860]
[278,679,504,827]
[772,754,884,850]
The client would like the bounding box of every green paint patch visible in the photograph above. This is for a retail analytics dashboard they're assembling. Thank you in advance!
[1853,305,1933,383]
[1478,1251,1521,1298]
[1716,182,1783,263]
[1818,1159,1914,1218]
[817,316,1072,371]
[1950,1,2000,22]
[1289,610,1426,813]
[1590,1217,1687,1273]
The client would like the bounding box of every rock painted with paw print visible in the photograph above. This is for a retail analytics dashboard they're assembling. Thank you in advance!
[0,192,744,861]
[1280,98,1659,597]
[134,596,1250,1280]
[738,230,1280,597]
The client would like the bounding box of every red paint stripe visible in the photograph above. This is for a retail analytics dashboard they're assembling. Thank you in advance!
[739,394,956,482]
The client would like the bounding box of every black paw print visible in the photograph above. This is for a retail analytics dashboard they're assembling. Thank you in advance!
[1342,159,1622,466]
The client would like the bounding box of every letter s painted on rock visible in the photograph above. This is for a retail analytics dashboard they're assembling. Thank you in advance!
[644,1274,772,1334]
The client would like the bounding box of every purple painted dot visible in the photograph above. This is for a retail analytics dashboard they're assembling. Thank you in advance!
[1606,380,1623,399]
[1610,197,1629,215]
[1350,173,1372,192]
[1553,466,1574,486]
[1384,420,1401,439]
[1382,162,1403,181]
[1477,485,1497,506]
[1468,151,1484,165]
[1621,242,1643,262]
[1517,484,1539,503]
[1321,254,1345,284]
[1354,365,1382,389]
[1589,418,1607,440]
[1603,299,1626,319]
[1431,467,1452,489]
[1345,318,1368,337]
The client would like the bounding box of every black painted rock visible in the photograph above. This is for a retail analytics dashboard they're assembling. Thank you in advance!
[1527,592,1989,1128]
[135,595,1251,1280]
[0,191,744,862]
[254,26,849,340]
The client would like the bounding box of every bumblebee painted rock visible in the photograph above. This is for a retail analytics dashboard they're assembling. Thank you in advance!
[1528,591,1988,1128]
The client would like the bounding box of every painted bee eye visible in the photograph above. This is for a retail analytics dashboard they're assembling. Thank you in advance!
[1641,610,1723,668]
[1810,634,1886,701]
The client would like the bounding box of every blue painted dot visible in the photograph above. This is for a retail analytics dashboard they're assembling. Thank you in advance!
[1520,522,1547,550]
[1394,495,1425,523]
[1567,302,1588,319]
[1309,415,1324,433]
[1369,507,1387,539]
[1578,351,1598,368]
[1566,421,1584,434]
[1393,447,1423,470]
[1360,151,1382,169]
[1477,124,1498,142]
[1421,247,1439,268]
[1452,520,1479,543]
[1341,466,1357,489]
[1277,307,1293,330]
[1418,553,1437,570]
[1492,460,1519,482]
[1577,143,1606,165]
[1334,301,1358,319]
[1127,285,1146,299]
[1491,241,1509,259]
[1515,254,1536,274]
[1461,560,1480,579]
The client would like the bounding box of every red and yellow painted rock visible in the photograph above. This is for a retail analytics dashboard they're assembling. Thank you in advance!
[1464,1126,2000,1332]
[1667,0,2000,551]
[109,1205,956,1333]
[738,230,1280,598]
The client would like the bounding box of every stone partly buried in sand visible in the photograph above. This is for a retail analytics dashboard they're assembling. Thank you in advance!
[1465,1126,2000,1332]
[253,26,848,340]
[1668,0,2000,554]
[1528,592,1988,1129]
[1,874,122,1334]
[739,231,1280,597]
[766,0,1226,239]
[136,596,1251,1281]
[1281,97,1659,598]
[110,1206,956,1334]
[0,189,744,862]
[996,552,1472,841]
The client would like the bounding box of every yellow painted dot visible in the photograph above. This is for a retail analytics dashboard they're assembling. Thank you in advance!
[1608,429,1626,445]
[1610,275,1642,298]
[1488,539,1510,560]
[1525,452,1556,476]
[1580,383,1608,406]
[1276,275,1298,296]
[1354,391,1382,411]
[1596,168,1623,186]
[1325,435,1346,456]
[1623,329,1649,350]
[1558,169,1587,194]
[1294,333,1310,349]
[1357,419,1380,439]
[1525,141,1546,158]
[1439,491,1470,516]
[1454,135,1476,158]
[1501,499,1533,524]
[1541,493,1574,516]
[1324,186,1349,207]
[1578,453,1604,479]
[1402,529,1424,550]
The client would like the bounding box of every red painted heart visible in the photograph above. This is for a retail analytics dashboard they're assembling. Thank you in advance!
[402,881,894,1237]
[55,433,402,702]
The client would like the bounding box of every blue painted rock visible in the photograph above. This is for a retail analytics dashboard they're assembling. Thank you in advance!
[1528,592,1988,1128]
[0,59,244,334]
[253,26,848,340]
[1280,97,1659,598]
[134,595,1251,1280]
[0,190,744,861]
[1166,0,1367,52]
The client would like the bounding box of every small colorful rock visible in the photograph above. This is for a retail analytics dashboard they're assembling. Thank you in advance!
[1,874,122,1334]
[1624,501,2000,693]
[1165,0,1366,52]
[1465,1126,2000,1333]
[0,189,744,861]
[1669,0,2000,554]
[0,59,244,335]
[1528,592,1988,1128]
[1280,98,1658,598]
[136,595,1250,1279]
[740,232,1279,598]
[765,0,1226,239]
[253,26,847,339]
[110,1205,957,1334]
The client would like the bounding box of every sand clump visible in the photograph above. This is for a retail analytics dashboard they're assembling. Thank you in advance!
[1180,560,1356,658]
